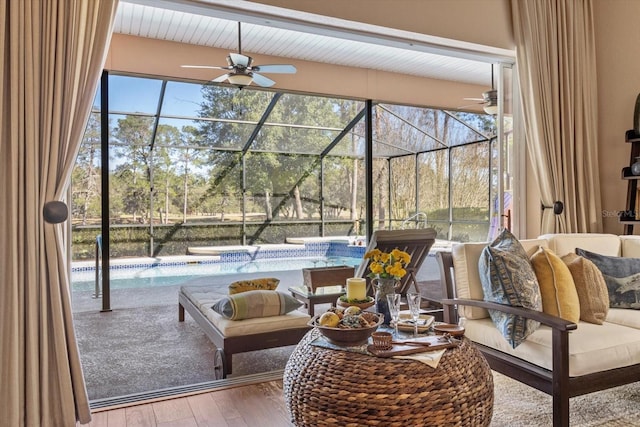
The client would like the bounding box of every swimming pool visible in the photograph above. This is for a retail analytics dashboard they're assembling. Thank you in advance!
[71,256,363,292]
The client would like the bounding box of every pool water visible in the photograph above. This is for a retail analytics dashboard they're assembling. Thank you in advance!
[71,256,362,292]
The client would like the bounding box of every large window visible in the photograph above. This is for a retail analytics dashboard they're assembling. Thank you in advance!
[71,73,498,260]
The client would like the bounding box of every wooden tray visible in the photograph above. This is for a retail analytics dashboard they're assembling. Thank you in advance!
[367,336,459,358]
[394,311,435,333]
[433,323,465,337]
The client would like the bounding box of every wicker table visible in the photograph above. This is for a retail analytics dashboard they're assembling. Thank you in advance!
[283,329,493,427]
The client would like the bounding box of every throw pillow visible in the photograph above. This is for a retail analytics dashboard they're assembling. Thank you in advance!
[212,290,302,320]
[561,253,609,324]
[576,248,640,309]
[478,228,542,348]
[530,247,580,323]
[228,278,280,294]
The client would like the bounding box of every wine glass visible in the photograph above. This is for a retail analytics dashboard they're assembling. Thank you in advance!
[386,293,401,337]
[406,292,422,336]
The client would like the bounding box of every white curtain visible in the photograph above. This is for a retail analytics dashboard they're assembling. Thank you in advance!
[0,1,118,425]
[511,0,602,233]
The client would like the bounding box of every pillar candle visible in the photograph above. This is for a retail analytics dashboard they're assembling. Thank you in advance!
[346,277,367,300]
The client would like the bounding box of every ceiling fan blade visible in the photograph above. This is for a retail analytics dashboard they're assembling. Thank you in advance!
[230,53,251,68]
[212,73,231,83]
[251,72,275,87]
[463,97,484,101]
[253,64,297,74]
[182,65,231,70]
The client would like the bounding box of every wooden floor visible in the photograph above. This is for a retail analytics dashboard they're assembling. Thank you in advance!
[80,380,293,427]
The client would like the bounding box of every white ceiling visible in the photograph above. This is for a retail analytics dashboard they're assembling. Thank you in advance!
[115,1,512,89]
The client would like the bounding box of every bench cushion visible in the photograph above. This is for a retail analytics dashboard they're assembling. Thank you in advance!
[181,285,310,337]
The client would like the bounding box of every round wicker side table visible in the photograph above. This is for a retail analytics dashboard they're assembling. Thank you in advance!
[283,329,493,427]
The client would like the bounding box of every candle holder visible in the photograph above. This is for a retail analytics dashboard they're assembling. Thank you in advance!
[337,295,375,310]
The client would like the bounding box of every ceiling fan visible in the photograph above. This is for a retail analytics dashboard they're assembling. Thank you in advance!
[181,22,297,89]
[462,64,498,115]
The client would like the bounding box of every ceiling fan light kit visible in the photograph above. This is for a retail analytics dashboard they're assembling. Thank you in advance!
[482,89,498,115]
[182,22,296,89]
[227,73,254,87]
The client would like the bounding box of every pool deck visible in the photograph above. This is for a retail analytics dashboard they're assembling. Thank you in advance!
[71,269,307,313]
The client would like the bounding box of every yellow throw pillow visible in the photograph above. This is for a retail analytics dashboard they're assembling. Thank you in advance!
[561,253,609,324]
[228,278,280,294]
[530,247,580,323]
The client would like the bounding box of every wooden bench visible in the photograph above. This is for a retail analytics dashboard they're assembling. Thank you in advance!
[178,285,311,379]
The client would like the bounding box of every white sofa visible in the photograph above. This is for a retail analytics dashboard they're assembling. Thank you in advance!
[437,233,640,427]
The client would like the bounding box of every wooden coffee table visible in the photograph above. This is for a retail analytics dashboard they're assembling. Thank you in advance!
[288,285,345,317]
[283,328,494,426]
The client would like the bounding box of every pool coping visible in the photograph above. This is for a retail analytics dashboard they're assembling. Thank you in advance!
[71,238,453,274]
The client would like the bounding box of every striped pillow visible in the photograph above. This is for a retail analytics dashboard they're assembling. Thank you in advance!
[212,290,302,320]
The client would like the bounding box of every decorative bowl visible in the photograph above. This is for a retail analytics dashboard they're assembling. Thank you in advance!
[308,312,384,346]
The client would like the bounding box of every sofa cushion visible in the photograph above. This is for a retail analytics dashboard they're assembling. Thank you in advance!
[620,235,640,258]
[531,247,580,323]
[451,237,548,320]
[576,248,640,310]
[561,253,609,324]
[451,241,493,320]
[606,308,640,329]
[212,290,303,320]
[464,318,640,377]
[478,229,543,348]
[539,233,621,257]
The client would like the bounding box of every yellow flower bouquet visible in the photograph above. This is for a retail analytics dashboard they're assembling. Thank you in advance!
[363,248,411,280]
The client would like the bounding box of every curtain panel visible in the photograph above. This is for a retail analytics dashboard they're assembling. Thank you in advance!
[0,1,118,425]
[511,0,603,233]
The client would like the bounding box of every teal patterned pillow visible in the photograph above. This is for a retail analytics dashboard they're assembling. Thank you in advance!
[212,290,302,320]
[576,248,640,309]
[478,229,542,348]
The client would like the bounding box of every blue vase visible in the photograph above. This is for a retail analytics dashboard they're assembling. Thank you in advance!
[373,278,397,325]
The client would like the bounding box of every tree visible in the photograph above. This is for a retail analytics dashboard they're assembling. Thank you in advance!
[112,115,155,222]
[152,124,181,224]
[173,125,207,222]
[196,87,352,223]
[72,113,102,224]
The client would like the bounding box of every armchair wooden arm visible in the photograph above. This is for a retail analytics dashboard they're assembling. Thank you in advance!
[440,298,577,331]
